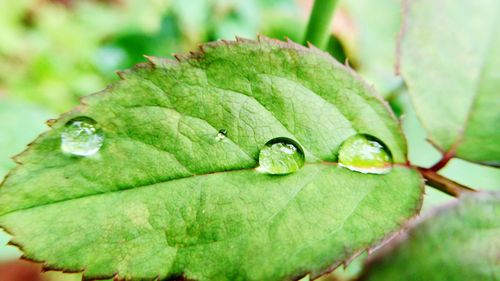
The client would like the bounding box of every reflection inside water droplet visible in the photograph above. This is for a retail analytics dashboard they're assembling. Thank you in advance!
[61,117,104,156]
[258,137,305,175]
[338,134,393,174]
[215,129,227,142]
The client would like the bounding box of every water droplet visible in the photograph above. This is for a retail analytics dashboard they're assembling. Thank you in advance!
[215,129,227,142]
[338,134,393,174]
[61,117,104,156]
[258,137,305,175]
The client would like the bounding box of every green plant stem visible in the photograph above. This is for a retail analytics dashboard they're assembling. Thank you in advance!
[418,167,476,197]
[303,0,339,49]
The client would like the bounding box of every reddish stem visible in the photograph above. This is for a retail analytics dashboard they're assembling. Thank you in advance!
[429,149,455,172]
[418,167,476,197]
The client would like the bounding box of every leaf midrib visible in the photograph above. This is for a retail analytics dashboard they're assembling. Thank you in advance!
[0,162,412,219]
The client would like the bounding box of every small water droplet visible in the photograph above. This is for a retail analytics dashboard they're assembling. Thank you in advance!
[258,137,305,175]
[338,134,393,174]
[61,117,104,156]
[215,129,227,141]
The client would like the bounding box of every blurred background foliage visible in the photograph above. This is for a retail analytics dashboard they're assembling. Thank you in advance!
[0,0,303,112]
[0,0,498,280]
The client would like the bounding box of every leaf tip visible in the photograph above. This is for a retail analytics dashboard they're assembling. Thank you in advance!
[257,33,272,43]
[116,70,126,80]
[189,50,204,60]
[143,54,158,65]
[172,53,182,62]
[235,35,250,42]
[220,39,231,45]
[306,41,321,51]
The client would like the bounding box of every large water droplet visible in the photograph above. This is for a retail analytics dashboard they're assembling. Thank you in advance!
[338,134,393,174]
[258,137,305,175]
[215,129,227,142]
[61,117,104,156]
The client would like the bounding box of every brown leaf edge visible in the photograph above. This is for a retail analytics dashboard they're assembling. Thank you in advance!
[0,35,422,281]
[356,191,499,281]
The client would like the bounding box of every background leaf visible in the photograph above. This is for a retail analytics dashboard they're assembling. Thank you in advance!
[398,94,500,213]
[399,0,500,165]
[336,0,403,95]
[359,193,500,281]
[0,38,422,281]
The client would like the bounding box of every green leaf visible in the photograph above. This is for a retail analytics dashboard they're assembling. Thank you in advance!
[0,37,422,281]
[399,0,500,165]
[359,193,500,281]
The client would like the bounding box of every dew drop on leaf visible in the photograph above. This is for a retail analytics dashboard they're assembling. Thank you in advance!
[61,117,104,156]
[215,129,228,142]
[338,134,393,174]
[258,137,305,175]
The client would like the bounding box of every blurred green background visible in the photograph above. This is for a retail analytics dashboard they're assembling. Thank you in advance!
[0,0,498,280]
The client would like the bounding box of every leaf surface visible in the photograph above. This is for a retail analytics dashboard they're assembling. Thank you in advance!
[0,38,422,281]
[359,193,500,281]
[399,0,500,165]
